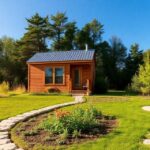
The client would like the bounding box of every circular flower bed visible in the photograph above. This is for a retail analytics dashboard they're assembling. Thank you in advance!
[11,106,116,149]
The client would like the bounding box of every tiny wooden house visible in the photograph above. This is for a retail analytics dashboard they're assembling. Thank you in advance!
[27,50,95,95]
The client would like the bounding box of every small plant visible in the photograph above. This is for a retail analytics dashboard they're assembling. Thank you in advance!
[60,128,69,140]
[0,81,9,96]
[57,128,69,145]
[72,130,81,138]
[24,129,38,136]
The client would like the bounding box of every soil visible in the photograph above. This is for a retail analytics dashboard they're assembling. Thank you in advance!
[11,111,117,149]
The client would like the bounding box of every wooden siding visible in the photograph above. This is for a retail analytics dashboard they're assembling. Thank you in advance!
[28,61,95,93]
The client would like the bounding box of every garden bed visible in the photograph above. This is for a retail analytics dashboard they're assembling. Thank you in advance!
[11,106,117,149]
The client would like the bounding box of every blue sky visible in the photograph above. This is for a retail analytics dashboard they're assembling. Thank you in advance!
[0,0,150,50]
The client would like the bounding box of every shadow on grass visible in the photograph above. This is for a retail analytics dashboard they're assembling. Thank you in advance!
[95,90,138,96]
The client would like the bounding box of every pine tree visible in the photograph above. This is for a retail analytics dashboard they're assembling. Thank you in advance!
[75,19,103,49]
[50,12,68,50]
[131,51,150,95]
[17,13,49,62]
[125,43,143,87]
[16,13,49,85]
[60,22,77,50]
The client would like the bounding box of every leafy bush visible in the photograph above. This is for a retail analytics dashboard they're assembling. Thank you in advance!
[41,107,102,135]
[0,81,9,96]
[48,88,60,93]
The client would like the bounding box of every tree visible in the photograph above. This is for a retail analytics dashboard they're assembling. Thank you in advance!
[0,39,3,57]
[16,13,49,85]
[17,13,49,61]
[125,43,143,87]
[60,22,77,50]
[75,19,104,49]
[106,36,127,89]
[50,12,68,50]
[0,36,19,86]
[131,51,150,95]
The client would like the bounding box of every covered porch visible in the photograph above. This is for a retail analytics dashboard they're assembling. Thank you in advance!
[69,64,93,95]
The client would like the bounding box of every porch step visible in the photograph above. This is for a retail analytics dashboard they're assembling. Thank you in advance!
[71,90,87,96]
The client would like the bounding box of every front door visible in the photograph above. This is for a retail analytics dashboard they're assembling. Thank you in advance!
[72,67,82,90]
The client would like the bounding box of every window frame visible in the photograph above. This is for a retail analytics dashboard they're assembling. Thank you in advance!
[44,66,65,85]
[45,67,53,84]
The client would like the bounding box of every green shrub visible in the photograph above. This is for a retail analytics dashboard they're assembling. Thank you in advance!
[41,107,102,135]
[0,81,9,96]
[72,130,81,138]
[48,88,60,93]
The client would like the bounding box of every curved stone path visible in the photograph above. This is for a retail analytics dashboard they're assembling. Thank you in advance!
[142,106,150,112]
[0,96,84,150]
[142,106,150,145]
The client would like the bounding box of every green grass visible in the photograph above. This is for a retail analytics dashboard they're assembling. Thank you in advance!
[0,94,73,121]
[4,92,150,150]
[62,95,150,150]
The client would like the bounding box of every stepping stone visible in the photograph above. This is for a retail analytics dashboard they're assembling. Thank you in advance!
[0,132,8,136]
[143,139,150,145]
[142,106,150,111]
[0,143,16,150]
[0,139,10,145]
[0,134,8,139]
[0,100,80,150]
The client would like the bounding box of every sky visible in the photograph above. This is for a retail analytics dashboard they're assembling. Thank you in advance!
[0,0,150,50]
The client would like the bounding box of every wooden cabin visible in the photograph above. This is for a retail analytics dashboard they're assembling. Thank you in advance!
[27,50,95,95]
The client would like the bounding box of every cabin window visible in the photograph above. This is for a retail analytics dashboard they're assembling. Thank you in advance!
[55,68,64,84]
[45,68,53,84]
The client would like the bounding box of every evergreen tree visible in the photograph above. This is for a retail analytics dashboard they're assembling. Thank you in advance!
[75,19,103,49]
[125,43,143,87]
[0,39,3,57]
[16,13,49,85]
[50,12,68,50]
[17,13,49,61]
[131,51,150,95]
[60,22,77,50]
[107,36,127,89]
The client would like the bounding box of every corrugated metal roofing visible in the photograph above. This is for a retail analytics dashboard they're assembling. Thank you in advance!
[27,50,95,63]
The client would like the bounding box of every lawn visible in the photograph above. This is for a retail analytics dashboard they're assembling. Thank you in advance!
[63,95,150,150]
[0,94,73,121]
[2,93,150,150]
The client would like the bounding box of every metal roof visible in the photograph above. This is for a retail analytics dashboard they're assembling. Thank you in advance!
[27,50,95,63]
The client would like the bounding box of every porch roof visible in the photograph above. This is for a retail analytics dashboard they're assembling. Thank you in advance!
[27,50,95,63]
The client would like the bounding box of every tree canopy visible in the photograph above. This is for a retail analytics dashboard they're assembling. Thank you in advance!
[0,12,147,93]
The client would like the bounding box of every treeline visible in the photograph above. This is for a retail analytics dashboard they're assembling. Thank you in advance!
[0,12,148,93]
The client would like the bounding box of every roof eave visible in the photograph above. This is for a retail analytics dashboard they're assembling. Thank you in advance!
[27,59,93,64]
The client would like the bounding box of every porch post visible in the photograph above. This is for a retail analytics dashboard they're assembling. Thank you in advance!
[69,78,72,93]
[87,79,90,95]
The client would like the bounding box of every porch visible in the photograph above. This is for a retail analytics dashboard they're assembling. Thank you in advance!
[69,64,92,95]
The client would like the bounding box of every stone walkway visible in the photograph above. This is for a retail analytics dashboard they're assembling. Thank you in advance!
[142,106,150,111]
[142,106,150,145]
[0,96,84,150]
